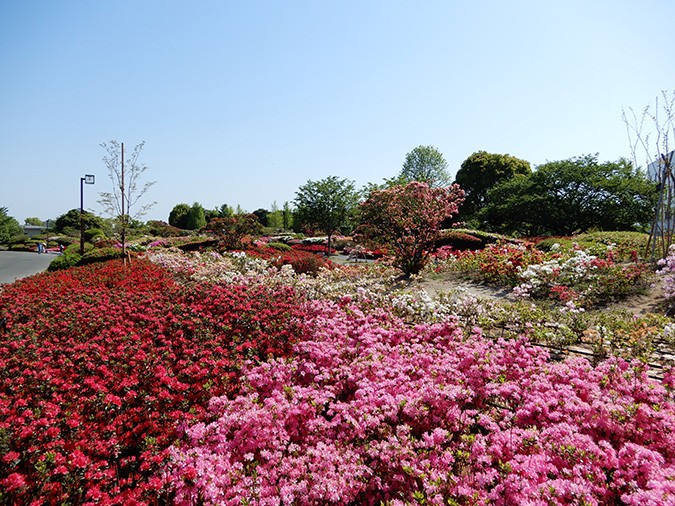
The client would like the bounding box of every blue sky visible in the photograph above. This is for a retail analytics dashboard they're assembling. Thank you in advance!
[1,0,673,223]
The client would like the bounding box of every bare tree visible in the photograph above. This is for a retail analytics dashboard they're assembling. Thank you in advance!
[623,91,675,259]
[98,140,156,258]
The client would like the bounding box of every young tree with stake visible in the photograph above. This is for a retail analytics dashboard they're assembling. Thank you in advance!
[98,141,156,258]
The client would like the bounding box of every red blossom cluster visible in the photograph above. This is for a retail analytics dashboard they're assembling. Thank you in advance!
[0,260,307,504]
[245,247,333,275]
[290,243,334,254]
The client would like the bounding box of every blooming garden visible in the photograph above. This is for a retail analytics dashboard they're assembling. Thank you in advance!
[1,233,675,504]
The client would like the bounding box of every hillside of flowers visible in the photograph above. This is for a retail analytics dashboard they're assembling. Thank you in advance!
[1,240,675,504]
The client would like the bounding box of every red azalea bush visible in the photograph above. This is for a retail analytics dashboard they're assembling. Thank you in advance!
[0,259,308,504]
[453,241,546,286]
[291,244,335,255]
[245,247,333,275]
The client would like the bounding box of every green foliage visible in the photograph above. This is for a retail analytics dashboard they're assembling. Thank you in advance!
[186,202,207,230]
[0,207,23,244]
[47,251,82,271]
[267,202,284,229]
[78,247,126,266]
[252,208,269,227]
[147,220,189,237]
[54,209,104,234]
[479,155,658,236]
[294,176,360,255]
[24,217,44,226]
[397,145,451,188]
[84,227,106,242]
[454,151,531,219]
[169,203,191,229]
[534,232,649,262]
[267,242,292,251]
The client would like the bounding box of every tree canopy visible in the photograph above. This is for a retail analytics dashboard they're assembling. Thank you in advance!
[0,207,23,244]
[478,154,657,236]
[169,203,191,229]
[294,176,360,254]
[454,151,531,219]
[54,209,105,234]
[396,145,451,188]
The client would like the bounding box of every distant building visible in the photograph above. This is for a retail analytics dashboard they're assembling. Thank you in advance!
[23,226,46,238]
[647,150,674,182]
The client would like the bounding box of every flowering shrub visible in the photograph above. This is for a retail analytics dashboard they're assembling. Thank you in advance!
[515,248,650,306]
[0,259,308,504]
[357,182,465,275]
[169,301,675,504]
[291,243,335,255]
[451,241,546,286]
[248,247,333,275]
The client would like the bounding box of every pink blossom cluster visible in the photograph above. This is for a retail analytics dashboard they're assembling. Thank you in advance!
[169,301,675,505]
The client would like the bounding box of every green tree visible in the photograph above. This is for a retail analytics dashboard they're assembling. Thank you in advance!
[282,201,293,230]
[55,209,105,234]
[186,202,207,230]
[252,208,269,227]
[205,204,234,223]
[356,182,465,275]
[294,176,360,255]
[0,207,23,244]
[397,145,451,188]
[454,151,531,219]
[268,202,283,230]
[479,154,657,235]
[24,217,44,227]
[169,203,191,229]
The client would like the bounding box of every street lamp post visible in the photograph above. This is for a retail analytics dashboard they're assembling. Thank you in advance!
[80,174,95,255]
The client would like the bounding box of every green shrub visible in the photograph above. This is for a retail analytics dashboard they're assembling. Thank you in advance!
[147,220,191,238]
[48,252,81,271]
[267,242,292,252]
[84,228,107,242]
[78,247,126,266]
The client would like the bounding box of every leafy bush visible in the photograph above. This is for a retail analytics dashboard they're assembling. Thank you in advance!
[83,227,106,242]
[47,251,81,271]
[267,242,292,251]
[77,246,127,266]
[147,220,190,238]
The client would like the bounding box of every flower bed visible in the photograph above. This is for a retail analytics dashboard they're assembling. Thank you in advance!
[0,259,307,504]
[0,243,673,504]
[169,301,675,505]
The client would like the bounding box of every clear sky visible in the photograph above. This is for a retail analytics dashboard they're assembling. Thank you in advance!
[1,0,674,224]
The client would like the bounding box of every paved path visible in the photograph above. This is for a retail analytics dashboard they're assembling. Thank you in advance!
[0,251,54,285]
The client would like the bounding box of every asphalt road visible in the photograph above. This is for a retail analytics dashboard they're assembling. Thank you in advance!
[0,251,55,285]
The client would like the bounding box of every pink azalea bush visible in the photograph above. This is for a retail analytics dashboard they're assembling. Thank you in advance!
[169,301,675,505]
[357,182,465,275]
